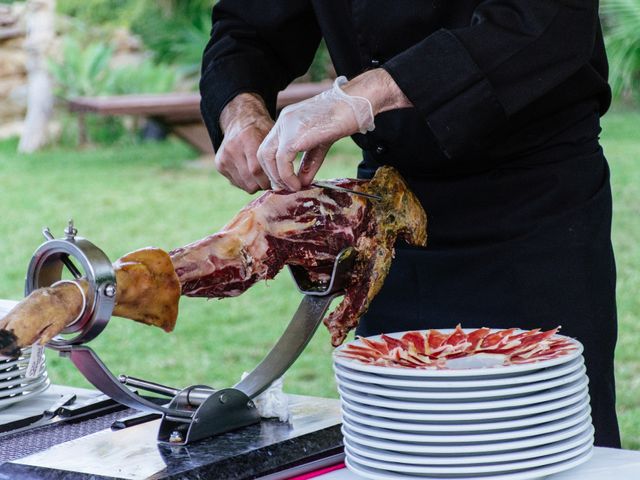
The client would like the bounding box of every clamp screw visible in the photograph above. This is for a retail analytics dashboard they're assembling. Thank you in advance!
[64,219,78,240]
[42,227,54,241]
[104,284,117,297]
[247,400,255,409]
[219,393,227,404]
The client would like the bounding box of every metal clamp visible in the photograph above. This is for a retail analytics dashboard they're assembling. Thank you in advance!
[25,220,116,347]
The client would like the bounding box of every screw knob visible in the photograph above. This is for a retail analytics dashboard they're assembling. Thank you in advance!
[64,219,78,240]
[104,284,117,298]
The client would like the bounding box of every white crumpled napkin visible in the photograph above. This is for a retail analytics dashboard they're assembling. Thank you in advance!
[240,372,290,422]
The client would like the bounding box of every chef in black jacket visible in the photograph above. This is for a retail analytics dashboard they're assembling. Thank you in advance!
[199,1,621,447]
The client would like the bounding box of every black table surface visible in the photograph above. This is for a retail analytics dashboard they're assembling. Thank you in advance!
[0,394,343,480]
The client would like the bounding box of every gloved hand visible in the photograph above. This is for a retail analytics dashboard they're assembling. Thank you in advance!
[257,76,375,191]
[216,93,274,194]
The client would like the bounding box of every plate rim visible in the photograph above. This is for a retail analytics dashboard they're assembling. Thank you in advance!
[0,376,51,410]
[337,376,589,411]
[335,365,587,400]
[340,396,590,432]
[345,438,593,475]
[334,329,583,377]
[341,406,592,443]
[341,420,593,454]
[0,366,48,389]
[342,425,594,465]
[333,356,584,388]
[345,444,593,480]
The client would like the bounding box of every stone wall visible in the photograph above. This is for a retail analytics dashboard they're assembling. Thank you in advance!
[0,2,147,141]
[0,3,27,139]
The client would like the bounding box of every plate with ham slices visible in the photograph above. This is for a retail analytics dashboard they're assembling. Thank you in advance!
[334,325,582,376]
[333,327,593,480]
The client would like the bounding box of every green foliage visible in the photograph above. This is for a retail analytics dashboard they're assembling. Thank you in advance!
[131,10,212,77]
[48,36,180,145]
[49,36,180,98]
[308,41,332,82]
[58,0,132,26]
[56,0,333,82]
[602,0,640,103]
[48,38,114,97]
[107,61,179,95]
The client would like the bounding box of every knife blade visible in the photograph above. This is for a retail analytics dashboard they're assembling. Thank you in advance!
[311,181,382,201]
[0,392,76,437]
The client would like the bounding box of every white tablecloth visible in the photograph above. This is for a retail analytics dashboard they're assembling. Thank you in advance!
[317,447,640,479]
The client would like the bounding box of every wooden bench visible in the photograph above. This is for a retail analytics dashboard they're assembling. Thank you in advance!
[67,81,332,154]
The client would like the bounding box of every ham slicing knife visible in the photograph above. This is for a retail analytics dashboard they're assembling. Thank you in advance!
[312,181,382,201]
[24,221,356,445]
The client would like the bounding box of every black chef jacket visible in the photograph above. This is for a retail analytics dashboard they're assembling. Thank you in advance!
[200,1,620,448]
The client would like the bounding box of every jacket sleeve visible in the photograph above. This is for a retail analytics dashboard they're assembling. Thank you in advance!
[199,1,321,150]
[382,0,600,159]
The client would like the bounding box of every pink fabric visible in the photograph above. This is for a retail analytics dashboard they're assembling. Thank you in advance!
[288,462,346,479]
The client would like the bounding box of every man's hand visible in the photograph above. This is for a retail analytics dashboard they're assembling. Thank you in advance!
[216,93,274,193]
[257,68,412,191]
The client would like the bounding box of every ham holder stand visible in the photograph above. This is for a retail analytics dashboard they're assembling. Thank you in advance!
[24,221,355,445]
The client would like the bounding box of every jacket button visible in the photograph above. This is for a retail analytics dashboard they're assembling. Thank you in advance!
[375,144,386,155]
[370,58,380,67]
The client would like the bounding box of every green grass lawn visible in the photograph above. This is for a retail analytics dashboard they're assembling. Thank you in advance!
[0,110,638,449]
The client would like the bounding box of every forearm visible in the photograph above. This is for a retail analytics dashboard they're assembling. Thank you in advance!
[219,93,272,135]
[341,68,413,116]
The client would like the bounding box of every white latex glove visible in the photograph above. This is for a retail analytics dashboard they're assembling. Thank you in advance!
[257,76,375,191]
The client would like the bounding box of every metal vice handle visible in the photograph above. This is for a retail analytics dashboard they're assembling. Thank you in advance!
[234,247,356,399]
[233,293,339,399]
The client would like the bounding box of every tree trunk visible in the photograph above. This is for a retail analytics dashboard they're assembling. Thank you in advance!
[18,0,55,153]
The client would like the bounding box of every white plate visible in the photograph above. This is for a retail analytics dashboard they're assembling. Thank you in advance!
[341,406,591,443]
[345,440,593,477]
[340,387,589,422]
[341,395,589,432]
[335,365,587,400]
[0,365,29,381]
[0,365,47,388]
[333,356,584,389]
[342,425,594,465]
[0,376,50,411]
[0,371,48,399]
[0,351,39,371]
[345,447,593,480]
[342,419,592,454]
[337,375,588,411]
[334,329,583,378]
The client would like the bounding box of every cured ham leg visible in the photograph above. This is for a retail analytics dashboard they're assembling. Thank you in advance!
[0,248,180,357]
[0,166,427,356]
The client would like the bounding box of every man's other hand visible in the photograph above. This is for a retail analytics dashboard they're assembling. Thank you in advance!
[217,93,274,194]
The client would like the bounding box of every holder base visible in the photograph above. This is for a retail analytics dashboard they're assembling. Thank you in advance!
[159,388,260,445]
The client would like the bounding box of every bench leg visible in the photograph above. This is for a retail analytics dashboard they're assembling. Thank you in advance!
[78,112,87,146]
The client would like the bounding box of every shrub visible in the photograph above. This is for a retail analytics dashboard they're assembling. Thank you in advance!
[602,0,640,104]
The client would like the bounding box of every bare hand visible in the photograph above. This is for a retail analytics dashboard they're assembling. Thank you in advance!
[217,93,274,193]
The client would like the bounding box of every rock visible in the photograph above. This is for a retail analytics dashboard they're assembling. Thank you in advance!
[0,49,26,77]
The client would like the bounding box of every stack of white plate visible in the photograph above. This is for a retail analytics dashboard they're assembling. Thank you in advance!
[0,301,50,411]
[333,329,593,480]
